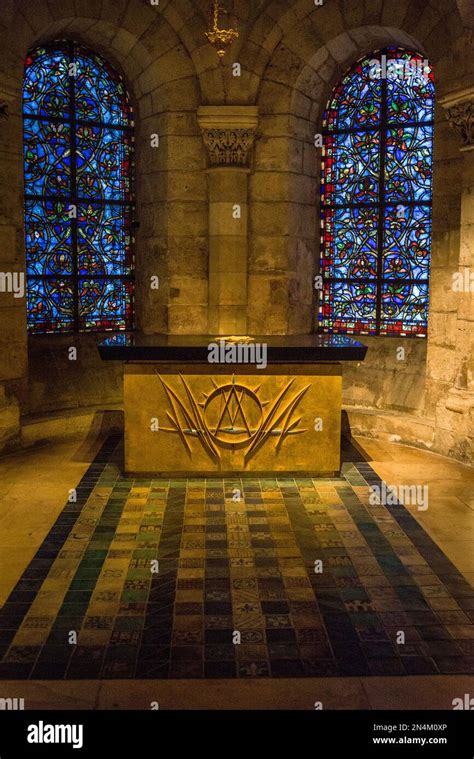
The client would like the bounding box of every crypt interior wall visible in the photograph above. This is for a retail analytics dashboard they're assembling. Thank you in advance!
[0,0,472,463]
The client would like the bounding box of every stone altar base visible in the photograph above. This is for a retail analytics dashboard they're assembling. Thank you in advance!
[124,363,342,476]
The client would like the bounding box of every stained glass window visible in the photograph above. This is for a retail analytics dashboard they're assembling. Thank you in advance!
[23,41,134,333]
[319,48,434,337]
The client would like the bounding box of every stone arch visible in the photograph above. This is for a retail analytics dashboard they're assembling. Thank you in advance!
[292,27,425,131]
[244,0,464,104]
[250,8,467,437]
[284,26,430,297]
[0,0,209,419]
[248,0,474,457]
[1,0,206,130]
[249,23,427,337]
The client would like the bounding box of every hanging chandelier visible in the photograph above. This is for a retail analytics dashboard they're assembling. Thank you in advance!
[205,0,239,58]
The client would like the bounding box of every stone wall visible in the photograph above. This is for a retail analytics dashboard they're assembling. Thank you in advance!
[27,334,123,415]
[0,0,472,462]
[0,61,27,446]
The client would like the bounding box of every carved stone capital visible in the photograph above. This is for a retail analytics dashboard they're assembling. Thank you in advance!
[440,87,474,151]
[201,128,255,166]
[197,106,258,167]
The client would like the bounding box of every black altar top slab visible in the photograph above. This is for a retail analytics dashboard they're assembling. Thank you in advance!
[98,333,368,363]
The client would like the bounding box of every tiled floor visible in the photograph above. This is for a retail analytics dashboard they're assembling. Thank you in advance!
[1,434,473,681]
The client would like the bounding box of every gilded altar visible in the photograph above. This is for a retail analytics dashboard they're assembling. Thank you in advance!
[99,334,367,477]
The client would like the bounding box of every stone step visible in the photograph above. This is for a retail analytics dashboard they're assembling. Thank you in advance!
[346,405,436,451]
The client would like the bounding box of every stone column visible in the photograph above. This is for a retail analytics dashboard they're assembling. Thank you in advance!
[438,88,474,457]
[197,106,258,336]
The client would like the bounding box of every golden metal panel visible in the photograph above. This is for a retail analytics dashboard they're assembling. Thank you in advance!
[124,363,342,476]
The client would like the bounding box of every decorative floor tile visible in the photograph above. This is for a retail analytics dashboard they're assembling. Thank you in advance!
[1,434,473,679]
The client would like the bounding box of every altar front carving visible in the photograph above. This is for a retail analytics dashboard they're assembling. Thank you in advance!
[99,334,368,477]
[124,365,341,475]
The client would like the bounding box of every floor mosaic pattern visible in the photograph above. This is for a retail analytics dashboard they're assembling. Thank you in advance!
[0,435,473,680]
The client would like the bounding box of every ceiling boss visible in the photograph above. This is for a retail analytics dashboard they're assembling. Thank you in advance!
[205,0,239,58]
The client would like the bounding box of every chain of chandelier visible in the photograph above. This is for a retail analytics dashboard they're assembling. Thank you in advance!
[205,0,239,58]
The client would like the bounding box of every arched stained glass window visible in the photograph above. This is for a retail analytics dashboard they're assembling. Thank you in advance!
[23,41,134,334]
[319,48,434,337]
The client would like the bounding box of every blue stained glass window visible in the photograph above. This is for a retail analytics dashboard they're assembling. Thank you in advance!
[320,49,434,337]
[23,41,134,334]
